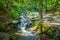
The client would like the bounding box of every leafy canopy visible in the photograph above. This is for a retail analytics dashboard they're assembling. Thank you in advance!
[0,0,60,19]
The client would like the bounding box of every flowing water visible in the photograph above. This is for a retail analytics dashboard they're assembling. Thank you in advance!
[18,13,40,40]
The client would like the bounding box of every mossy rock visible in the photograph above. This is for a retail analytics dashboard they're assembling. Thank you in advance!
[0,21,7,31]
[11,34,24,40]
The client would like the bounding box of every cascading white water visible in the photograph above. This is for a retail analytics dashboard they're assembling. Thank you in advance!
[18,13,33,35]
[18,13,40,40]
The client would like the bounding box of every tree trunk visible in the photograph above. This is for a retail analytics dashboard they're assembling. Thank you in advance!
[38,1,45,40]
[38,6,43,33]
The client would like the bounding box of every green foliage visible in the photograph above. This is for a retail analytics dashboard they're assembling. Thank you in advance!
[0,22,7,31]
[0,33,9,40]
[0,0,60,19]
[42,24,56,38]
[47,27,56,38]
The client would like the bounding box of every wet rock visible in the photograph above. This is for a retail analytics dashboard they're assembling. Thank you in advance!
[12,20,19,23]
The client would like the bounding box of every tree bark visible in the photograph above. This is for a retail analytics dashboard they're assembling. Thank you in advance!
[38,6,43,33]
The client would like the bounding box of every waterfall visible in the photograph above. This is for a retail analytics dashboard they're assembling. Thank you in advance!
[18,13,40,40]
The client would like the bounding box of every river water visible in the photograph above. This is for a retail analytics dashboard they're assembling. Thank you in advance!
[17,13,40,40]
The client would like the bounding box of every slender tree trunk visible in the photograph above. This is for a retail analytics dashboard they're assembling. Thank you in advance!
[38,5,44,40]
[38,5,43,33]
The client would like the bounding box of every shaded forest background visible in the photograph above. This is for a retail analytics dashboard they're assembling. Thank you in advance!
[0,0,60,40]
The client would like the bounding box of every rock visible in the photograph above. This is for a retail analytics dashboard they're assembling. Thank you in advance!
[12,20,19,23]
